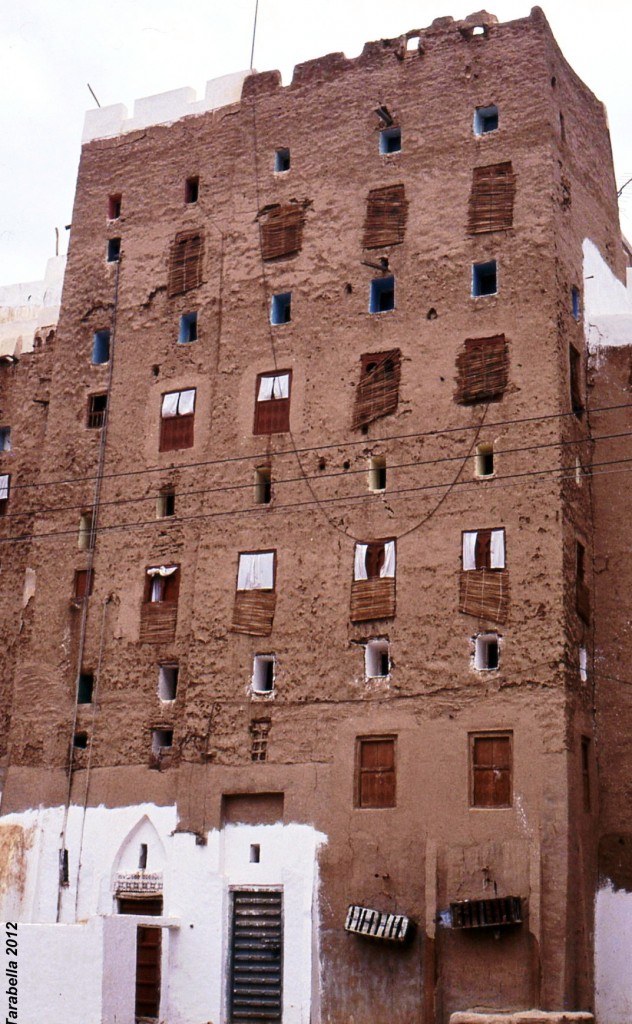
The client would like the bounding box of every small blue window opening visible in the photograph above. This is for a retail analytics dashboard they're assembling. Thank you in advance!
[274,148,290,172]
[91,330,111,365]
[572,286,581,321]
[472,260,497,297]
[370,276,395,313]
[270,292,292,325]
[178,312,198,344]
[107,237,121,263]
[474,105,499,135]
[379,128,401,154]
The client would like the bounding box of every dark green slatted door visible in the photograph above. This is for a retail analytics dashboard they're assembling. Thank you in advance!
[229,889,283,1022]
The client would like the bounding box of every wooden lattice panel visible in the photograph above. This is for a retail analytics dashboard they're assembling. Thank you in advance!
[455,335,508,404]
[468,162,516,234]
[139,602,178,643]
[231,590,277,636]
[168,231,204,296]
[352,350,401,429]
[459,569,509,623]
[259,203,305,260]
[362,184,408,248]
[350,578,396,623]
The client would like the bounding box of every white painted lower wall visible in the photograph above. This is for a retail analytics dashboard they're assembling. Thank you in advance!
[595,882,632,1024]
[0,802,326,1024]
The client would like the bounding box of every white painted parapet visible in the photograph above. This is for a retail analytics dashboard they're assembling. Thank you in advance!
[583,238,632,351]
[82,70,253,143]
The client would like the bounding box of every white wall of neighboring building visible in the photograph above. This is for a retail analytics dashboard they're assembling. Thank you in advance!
[0,255,65,358]
[583,238,632,351]
[0,802,326,1024]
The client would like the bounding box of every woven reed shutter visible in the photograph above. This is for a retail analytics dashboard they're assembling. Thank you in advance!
[168,231,204,296]
[455,335,508,404]
[352,350,401,429]
[468,162,516,234]
[260,203,305,260]
[363,184,408,248]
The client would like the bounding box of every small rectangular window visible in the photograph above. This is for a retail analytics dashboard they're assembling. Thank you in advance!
[156,489,176,518]
[152,728,173,754]
[576,539,590,622]
[570,344,583,415]
[86,393,108,429]
[0,427,12,452]
[474,105,498,135]
[581,736,591,812]
[252,655,275,694]
[475,443,494,477]
[474,633,499,670]
[572,286,581,321]
[270,292,291,325]
[254,372,291,435]
[369,275,395,313]
[471,733,512,807]
[77,672,94,704]
[73,732,88,749]
[107,238,121,263]
[185,176,199,204]
[579,646,588,682]
[108,195,122,220]
[158,663,179,701]
[237,551,275,591]
[472,260,497,297]
[368,456,387,491]
[354,540,396,581]
[254,467,272,504]
[160,388,196,451]
[91,330,110,364]
[145,565,180,604]
[0,473,10,514]
[365,639,390,678]
[178,312,198,344]
[462,528,505,570]
[274,148,290,172]
[78,512,94,551]
[379,128,401,154]
[73,569,94,600]
[250,719,271,762]
[356,736,396,808]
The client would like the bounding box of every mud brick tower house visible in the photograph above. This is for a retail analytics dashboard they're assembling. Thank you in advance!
[0,7,628,1023]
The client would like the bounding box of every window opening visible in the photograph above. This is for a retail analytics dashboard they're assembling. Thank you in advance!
[156,488,176,518]
[77,672,94,704]
[237,551,275,591]
[254,372,291,435]
[107,237,121,263]
[160,388,196,451]
[185,176,199,204]
[579,646,588,682]
[575,456,583,486]
[168,230,204,296]
[369,456,387,491]
[356,736,396,807]
[581,737,591,811]
[471,25,485,36]
[569,344,583,415]
[472,260,497,297]
[134,926,162,1021]
[108,194,122,220]
[118,896,163,916]
[0,473,10,514]
[475,443,494,477]
[474,105,498,135]
[363,184,408,248]
[151,728,173,755]
[254,466,272,505]
[73,569,94,600]
[379,128,401,154]
[252,654,275,694]
[249,844,261,863]
[572,286,581,320]
[468,162,516,234]
[145,565,179,604]
[73,732,88,749]
[369,275,395,313]
[138,843,148,870]
[354,540,396,580]
[270,292,291,325]
[471,733,512,807]
[78,512,94,551]
[178,311,198,344]
[59,849,69,886]
[91,329,110,365]
[406,34,419,51]
[474,633,499,670]
[0,427,11,452]
[274,148,290,172]
[250,719,271,762]
[158,663,179,701]
[86,393,108,429]
[365,639,390,678]
[462,528,505,570]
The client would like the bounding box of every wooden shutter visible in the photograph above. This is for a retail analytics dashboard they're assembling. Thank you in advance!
[231,591,277,636]
[357,738,396,807]
[159,413,194,451]
[350,578,396,622]
[455,335,508,404]
[260,204,305,260]
[230,890,283,1022]
[472,735,512,807]
[254,398,290,435]
[459,569,509,623]
[73,569,93,600]
[140,604,178,643]
[362,184,408,248]
[135,925,162,1020]
[168,231,204,296]
[468,162,516,234]
[352,350,401,429]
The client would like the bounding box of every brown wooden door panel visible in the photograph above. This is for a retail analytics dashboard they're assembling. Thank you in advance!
[136,925,161,1020]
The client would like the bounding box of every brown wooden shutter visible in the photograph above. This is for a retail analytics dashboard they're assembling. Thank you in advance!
[260,204,305,260]
[472,735,512,807]
[350,578,396,622]
[73,569,93,600]
[352,350,401,429]
[135,925,162,1020]
[468,162,516,234]
[459,569,509,623]
[254,398,290,435]
[362,184,408,248]
[231,591,277,636]
[357,737,396,807]
[159,413,194,451]
[230,890,283,1022]
[168,231,204,296]
[455,335,508,404]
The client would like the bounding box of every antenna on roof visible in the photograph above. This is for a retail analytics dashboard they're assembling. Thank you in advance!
[87,83,101,108]
[249,0,259,70]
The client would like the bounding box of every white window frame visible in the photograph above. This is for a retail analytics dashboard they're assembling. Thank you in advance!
[237,551,275,591]
[462,529,505,570]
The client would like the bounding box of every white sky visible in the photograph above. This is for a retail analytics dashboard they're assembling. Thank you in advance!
[1,0,630,285]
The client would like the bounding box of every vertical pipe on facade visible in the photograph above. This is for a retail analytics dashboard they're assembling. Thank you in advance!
[56,258,122,923]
